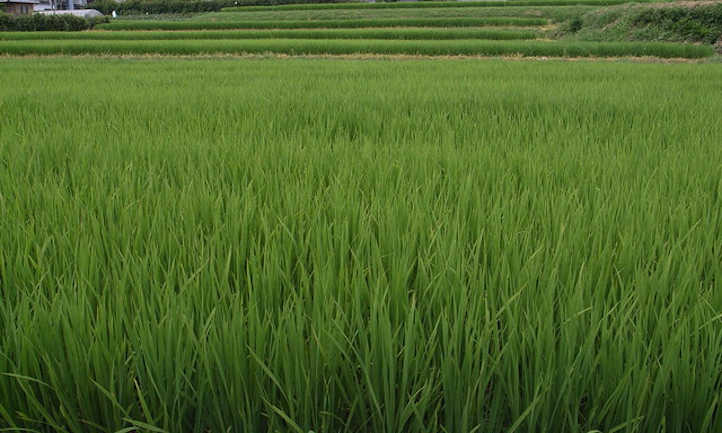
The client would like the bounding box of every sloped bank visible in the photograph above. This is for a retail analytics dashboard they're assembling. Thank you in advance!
[557,1,722,45]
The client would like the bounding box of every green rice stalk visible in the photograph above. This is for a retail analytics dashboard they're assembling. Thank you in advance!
[0,28,539,41]
[96,17,547,31]
[0,38,713,58]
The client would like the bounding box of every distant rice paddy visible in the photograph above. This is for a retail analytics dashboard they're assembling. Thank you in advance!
[96,17,548,30]
[221,0,635,12]
[0,28,540,41]
[0,37,714,58]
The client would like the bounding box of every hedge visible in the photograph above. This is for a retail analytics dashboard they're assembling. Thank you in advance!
[0,12,101,31]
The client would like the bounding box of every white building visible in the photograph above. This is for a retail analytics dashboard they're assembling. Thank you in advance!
[33,0,88,12]
[36,8,102,17]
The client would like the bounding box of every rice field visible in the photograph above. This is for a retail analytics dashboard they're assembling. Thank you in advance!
[1,57,721,433]
[0,28,540,41]
[1,0,721,432]
[196,5,590,21]
[96,17,548,30]
[221,0,633,11]
[0,38,714,57]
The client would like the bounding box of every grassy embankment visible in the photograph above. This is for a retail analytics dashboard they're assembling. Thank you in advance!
[557,2,722,45]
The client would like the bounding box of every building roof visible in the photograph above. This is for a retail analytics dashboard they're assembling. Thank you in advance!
[0,0,41,3]
[38,8,101,17]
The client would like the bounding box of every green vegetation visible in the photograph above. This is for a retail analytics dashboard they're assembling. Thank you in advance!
[197,6,591,22]
[98,17,547,30]
[1,57,721,433]
[222,0,634,12]
[0,12,102,31]
[0,37,714,57]
[1,1,720,431]
[91,0,237,16]
[0,28,539,41]
[560,3,722,44]
[4,0,715,58]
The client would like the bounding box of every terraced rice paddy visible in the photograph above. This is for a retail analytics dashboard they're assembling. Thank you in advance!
[0,29,540,41]
[221,0,635,11]
[95,17,548,30]
[196,5,590,21]
[0,38,714,57]
[1,1,716,58]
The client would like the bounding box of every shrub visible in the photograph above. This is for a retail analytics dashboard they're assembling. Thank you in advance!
[564,16,583,33]
[0,12,12,30]
[559,3,722,44]
[631,4,722,44]
[0,13,94,31]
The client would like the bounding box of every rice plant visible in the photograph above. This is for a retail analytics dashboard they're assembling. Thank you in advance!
[0,28,539,41]
[0,38,713,58]
[197,5,592,22]
[0,57,720,433]
[96,17,547,31]
[221,0,636,13]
